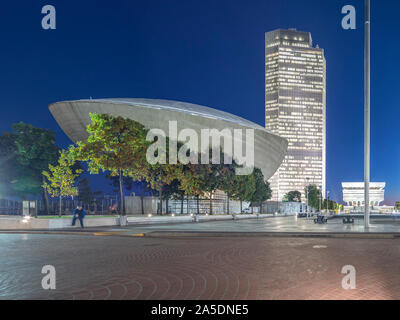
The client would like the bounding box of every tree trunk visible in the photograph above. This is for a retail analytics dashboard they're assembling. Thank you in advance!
[166,198,169,215]
[159,186,163,215]
[180,195,184,215]
[187,195,189,215]
[227,194,230,214]
[209,190,213,215]
[140,196,144,215]
[251,206,253,214]
[196,195,200,215]
[240,200,243,213]
[119,169,125,215]
[260,202,263,214]
[42,176,50,216]
[59,196,62,217]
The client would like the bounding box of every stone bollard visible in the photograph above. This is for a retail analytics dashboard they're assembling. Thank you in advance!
[232,214,237,220]
[119,215,127,226]
[193,215,199,223]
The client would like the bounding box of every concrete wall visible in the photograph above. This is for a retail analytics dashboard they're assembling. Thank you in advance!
[127,215,193,225]
[0,213,274,230]
[0,216,119,230]
[48,217,119,229]
[0,217,49,230]
[127,213,272,225]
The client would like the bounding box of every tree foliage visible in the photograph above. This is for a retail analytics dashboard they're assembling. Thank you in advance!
[73,113,151,177]
[69,113,152,215]
[42,150,83,199]
[0,123,59,200]
[41,113,278,217]
[248,168,272,211]
[305,184,323,209]
[283,190,302,203]
[323,198,340,211]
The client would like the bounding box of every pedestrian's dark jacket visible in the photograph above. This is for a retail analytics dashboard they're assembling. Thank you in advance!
[73,208,86,218]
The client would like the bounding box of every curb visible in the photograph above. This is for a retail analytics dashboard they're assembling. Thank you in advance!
[0,230,147,238]
[2,230,400,240]
[0,230,97,236]
[145,231,400,239]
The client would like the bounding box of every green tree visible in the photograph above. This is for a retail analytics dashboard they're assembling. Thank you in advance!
[43,150,83,216]
[283,190,302,203]
[176,162,207,215]
[145,138,208,216]
[200,149,233,215]
[305,185,323,210]
[161,179,185,215]
[71,113,151,215]
[229,166,256,213]
[0,132,31,197]
[0,123,59,213]
[137,181,157,215]
[322,198,338,211]
[248,168,272,213]
[396,202,400,211]
[213,162,237,214]
[202,164,220,215]
[145,156,183,215]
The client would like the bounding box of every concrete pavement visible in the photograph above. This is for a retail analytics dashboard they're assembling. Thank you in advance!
[1,233,399,300]
[2,216,400,238]
[122,215,400,233]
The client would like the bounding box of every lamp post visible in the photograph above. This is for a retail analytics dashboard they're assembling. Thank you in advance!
[364,0,371,230]
[306,177,310,217]
[319,185,322,214]
[326,190,330,214]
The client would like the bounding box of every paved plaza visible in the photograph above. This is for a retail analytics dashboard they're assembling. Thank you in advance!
[1,226,400,300]
[114,215,400,235]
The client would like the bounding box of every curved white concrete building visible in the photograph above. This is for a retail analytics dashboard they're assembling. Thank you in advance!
[49,98,288,179]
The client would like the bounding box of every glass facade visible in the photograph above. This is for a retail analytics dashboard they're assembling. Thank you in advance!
[265,29,326,202]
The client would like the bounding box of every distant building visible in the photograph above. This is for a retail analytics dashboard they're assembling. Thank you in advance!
[265,29,326,202]
[341,182,395,213]
[342,182,385,207]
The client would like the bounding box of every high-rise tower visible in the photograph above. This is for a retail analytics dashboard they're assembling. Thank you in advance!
[265,29,326,201]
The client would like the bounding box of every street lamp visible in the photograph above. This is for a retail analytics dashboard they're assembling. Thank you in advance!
[364,0,371,230]
[319,185,322,214]
[326,190,330,214]
[306,177,310,217]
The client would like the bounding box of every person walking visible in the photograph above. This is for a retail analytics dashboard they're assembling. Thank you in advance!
[72,205,86,228]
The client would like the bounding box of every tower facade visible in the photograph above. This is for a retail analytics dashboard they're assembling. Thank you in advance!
[265,29,326,201]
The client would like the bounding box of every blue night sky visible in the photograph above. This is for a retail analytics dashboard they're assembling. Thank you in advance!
[0,0,398,204]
